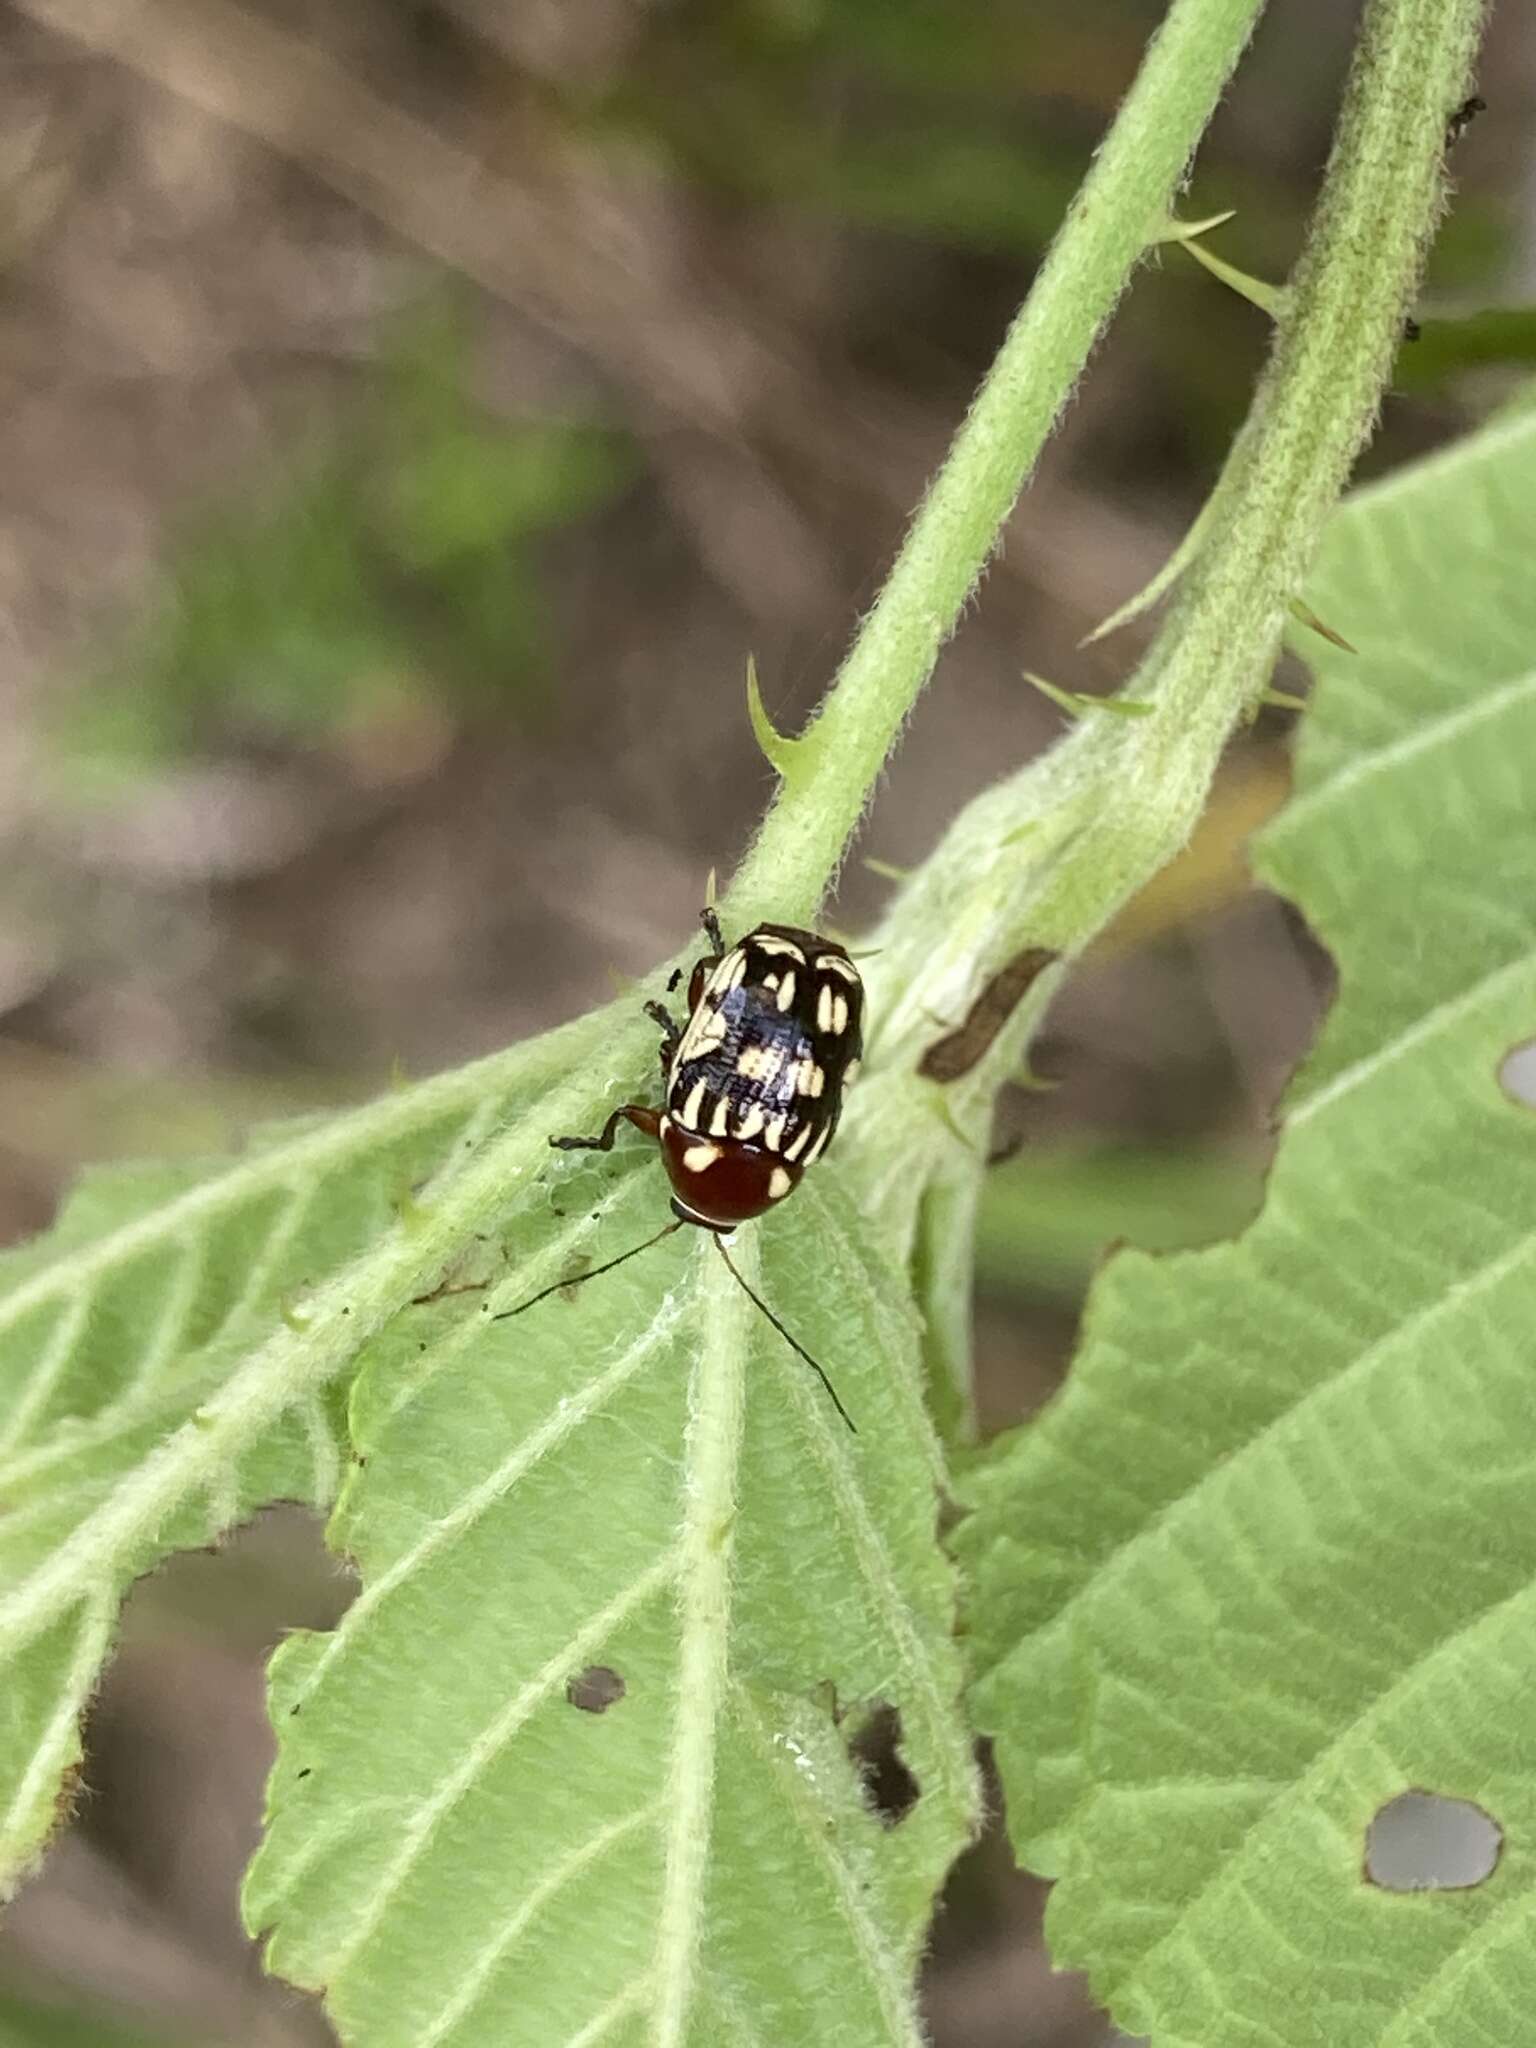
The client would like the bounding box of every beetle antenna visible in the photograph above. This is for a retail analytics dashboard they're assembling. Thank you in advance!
[712,1235,857,1435]
[492,1219,684,1320]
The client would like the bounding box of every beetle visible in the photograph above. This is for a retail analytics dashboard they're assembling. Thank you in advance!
[557,907,864,1226]
[499,909,865,1430]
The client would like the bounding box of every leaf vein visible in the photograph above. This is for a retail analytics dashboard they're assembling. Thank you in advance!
[416,1801,663,2048]
[136,1237,209,1394]
[319,1548,680,1984]
[733,1682,923,2047]
[562,1977,653,2048]
[795,1364,970,1815]
[991,1214,1536,1704]
[1106,1575,1536,2005]
[1277,665,1536,836]
[1288,947,1536,1126]
[301,1296,688,1701]
[0,1297,88,1462]
[1372,1883,1536,2048]
[0,1594,113,1873]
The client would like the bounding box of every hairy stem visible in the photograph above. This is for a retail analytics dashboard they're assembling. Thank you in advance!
[722,0,1268,932]
[864,0,1487,1077]
[838,0,1486,1451]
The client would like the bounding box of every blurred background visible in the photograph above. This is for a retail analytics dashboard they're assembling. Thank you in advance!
[0,0,1531,2041]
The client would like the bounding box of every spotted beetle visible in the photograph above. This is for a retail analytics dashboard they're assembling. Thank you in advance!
[562,907,864,1225]
[500,909,865,1430]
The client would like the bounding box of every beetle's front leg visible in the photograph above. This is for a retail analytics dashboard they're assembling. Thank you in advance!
[643,1000,683,1068]
[550,1103,662,1153]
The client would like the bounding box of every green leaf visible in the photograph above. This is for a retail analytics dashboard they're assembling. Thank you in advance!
[974,1144,1264,1296]
[957,408,1536,2039]
[0,1009,614,1897]
[242,1158,976,2046]
[384,420,629,569]
[1394,305,1536,392]
[0,1986,216,2048]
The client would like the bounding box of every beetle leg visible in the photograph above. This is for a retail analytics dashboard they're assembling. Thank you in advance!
[550,1103,662,1152]
[644,1000,681,1071]
[643,1001,682,1074]
[700,905,725,955]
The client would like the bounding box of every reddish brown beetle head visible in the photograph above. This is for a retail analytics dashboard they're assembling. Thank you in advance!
[659,1116,803,1231]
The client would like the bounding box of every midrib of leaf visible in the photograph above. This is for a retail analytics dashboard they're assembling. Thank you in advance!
[0,1011,658,1906]
[0,1019,611,1656]
[731,1683,923,2048]
[0,1033,542,1350]
[246,1172,975,2047]
[653,1242,750,2048]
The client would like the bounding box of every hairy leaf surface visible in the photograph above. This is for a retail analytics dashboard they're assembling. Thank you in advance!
[958,407,1536,2043]
[244,1146,977,2047]
[0,1010,613,1895]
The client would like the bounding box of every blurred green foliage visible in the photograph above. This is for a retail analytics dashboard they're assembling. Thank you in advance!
[975,1142,1264,1297]
[0,1987,217,2048]
[44,3,1532,801]
[54,308,632,783]
[588,0,1526,472]
[596,1,1116,252]
[1401,307,1536,388]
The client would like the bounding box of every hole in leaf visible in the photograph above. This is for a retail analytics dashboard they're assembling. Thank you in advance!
[1498,1040,1536,1110]
[845,1701,920,1827]
[566,1664,626,1714]
[1365,1790,1502,1890]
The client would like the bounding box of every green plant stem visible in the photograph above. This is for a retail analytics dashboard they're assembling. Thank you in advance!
[1149,0,1486,732]
[722,0,1268,933]
[838,0,1484,1447]
[865,0,1486,1080]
